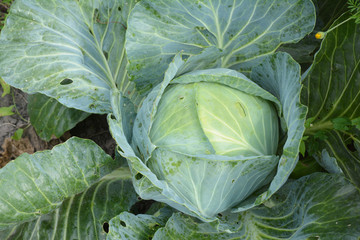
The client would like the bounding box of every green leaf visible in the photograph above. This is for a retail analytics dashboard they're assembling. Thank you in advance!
[0,0,138,114]
[0,105,14,117]
[0,168,138,240]
[28,93,90,141]
[316,130,360,188]
[153,173,360,239]
[126,0,315,91]
[11,128,24,140]
[348,0,360,24]
[107,207,173,240]
[332,117,352,131]
[302,15,360,132]
[0,77,10,97]
[352,117,360,129]
[0,137,119,230]
[301,15,360,188]
[304,116,316,128]
[315,0,349,30]
[299,138,306,156]
[265,0,350,64]
[314,147,344,174]
[314,130,328,140]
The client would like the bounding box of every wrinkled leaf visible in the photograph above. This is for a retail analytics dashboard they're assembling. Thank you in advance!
[302,15,360,132]
[301,15,360,188]
[107,207,173,240]
[0,168,137,240]
[126,0,315,91]
[153,173,360,240]
[0,0,138,113]
[28,93,90,141]
[278,0,349,64]
[314,147,344,174]
[0,137,119,230]
[317,130,360,188]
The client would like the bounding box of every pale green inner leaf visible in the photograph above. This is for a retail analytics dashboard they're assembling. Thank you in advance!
[149,83,214,155]
[196,82,279,156]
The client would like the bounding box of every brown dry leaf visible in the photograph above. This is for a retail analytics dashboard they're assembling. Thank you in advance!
[0,137,34,168]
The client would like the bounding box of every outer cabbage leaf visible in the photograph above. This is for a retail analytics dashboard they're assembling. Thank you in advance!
[0,0,138,113]
[233,52,307,211]
[28,93,90,141]
[315,131,360,188]
[0,168,137,240]
[106,207,173,240]
[0,137,120,230]
[152,173,360,240]
[278,0,349,63]
[126,0,315,91]
[301,15,360,188]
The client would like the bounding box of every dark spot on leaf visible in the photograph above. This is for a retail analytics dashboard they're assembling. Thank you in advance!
[232,179,235,183]
[179,96,184,100]
[60,79,73,85]
[110,114,116,120]
[120,221,126,227]
[347,140,356,152]
[103,222,109,233]
[103,51,108,59]
[135,173,143,180]
[118,7,122,11]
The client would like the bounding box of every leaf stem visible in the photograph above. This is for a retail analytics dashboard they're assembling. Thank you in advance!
[11,89,29,123]
[326,17,353,34]
[304,121,333,135]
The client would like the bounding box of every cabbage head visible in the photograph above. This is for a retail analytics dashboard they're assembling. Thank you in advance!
[109,53,306,222]
[130,66,284,219]
[140,80,280,218]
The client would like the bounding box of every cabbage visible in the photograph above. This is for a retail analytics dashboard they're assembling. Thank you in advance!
[131,68,283,219]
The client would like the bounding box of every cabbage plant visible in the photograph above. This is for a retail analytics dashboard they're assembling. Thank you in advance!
[0,0,360,239]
